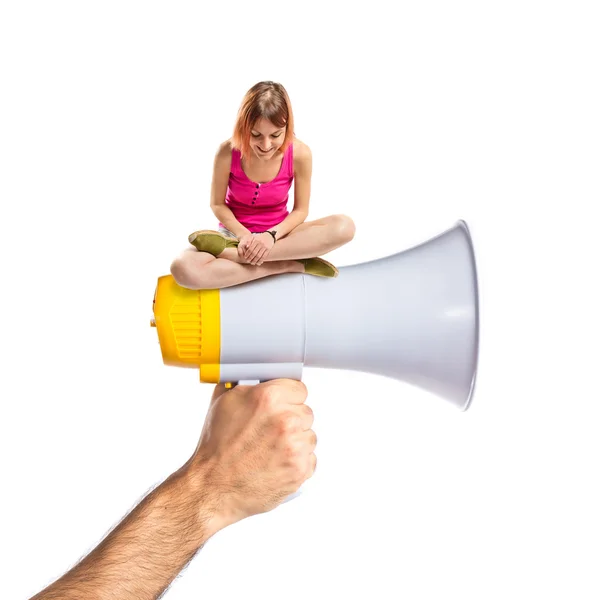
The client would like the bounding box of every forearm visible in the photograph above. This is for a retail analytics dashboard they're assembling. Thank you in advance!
[273,209,308,239]
[31,466,222,600]
[211,204,251,238]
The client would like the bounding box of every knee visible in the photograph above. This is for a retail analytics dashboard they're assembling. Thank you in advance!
[170,254,196,288]
[170,256,188,286]
[331,214,356,243]
[170,250,215,290]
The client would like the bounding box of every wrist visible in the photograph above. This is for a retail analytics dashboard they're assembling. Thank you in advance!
[169,461,230,540]
[263,230,277,244]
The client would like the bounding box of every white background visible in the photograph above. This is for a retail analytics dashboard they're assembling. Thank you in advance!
[1,1,599,599]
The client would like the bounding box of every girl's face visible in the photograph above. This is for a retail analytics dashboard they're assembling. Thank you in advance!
[249,118,286,161]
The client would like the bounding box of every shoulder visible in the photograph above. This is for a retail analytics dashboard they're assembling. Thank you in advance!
[216,139,234,160]
[293,138,311,160]
[214,139,234,171]
[292,138,312,175]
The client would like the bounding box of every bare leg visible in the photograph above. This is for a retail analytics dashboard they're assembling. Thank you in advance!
[250,214,355,261]
[170,248,304,290]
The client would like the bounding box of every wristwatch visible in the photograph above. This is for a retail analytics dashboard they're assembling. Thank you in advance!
[265,230,277,243]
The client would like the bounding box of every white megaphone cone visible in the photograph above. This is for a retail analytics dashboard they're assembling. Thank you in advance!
[303,218,479,409]
[152,219,479,410]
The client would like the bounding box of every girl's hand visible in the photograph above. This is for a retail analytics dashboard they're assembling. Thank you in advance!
[238,233,255,259]
[243,232,274,266]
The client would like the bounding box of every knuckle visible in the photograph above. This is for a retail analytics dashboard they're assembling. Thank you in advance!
[264,379,308,403]
[273,378,307,397]
[283,439,299,458]
[285,451,306,477]
[277,413,299,435]
[294,380,308,396]
[293,383,309,403]
[255,386,280,411]
[291,463,305,483]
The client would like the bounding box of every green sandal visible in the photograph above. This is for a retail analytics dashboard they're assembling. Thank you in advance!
[298,257,339,278]
[188,230,239,256]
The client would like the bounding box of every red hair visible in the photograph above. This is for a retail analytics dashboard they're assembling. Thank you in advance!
[231,81,295,158]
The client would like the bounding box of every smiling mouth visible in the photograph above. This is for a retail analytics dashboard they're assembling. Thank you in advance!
[258,147,272,153]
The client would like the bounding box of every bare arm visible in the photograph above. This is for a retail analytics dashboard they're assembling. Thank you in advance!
[271,140,311,240]
[30,380,316,600]
[30,467,222,600]
[210,141,251,238]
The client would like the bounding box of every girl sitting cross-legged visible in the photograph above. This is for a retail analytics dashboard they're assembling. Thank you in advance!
[170,80,355,290]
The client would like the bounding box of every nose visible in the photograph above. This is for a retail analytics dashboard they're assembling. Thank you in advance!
[260,138,271,150]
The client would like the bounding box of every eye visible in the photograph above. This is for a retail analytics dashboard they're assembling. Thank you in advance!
[251,132,261,138]
[271,133,282,138]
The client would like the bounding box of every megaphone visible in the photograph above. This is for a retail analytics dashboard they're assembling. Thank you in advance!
[151,220,479,410]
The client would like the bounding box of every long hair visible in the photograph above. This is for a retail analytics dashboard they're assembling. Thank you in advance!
[231,81,295,158]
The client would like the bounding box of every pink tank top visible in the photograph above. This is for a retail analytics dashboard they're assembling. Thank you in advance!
[219,143,293,233]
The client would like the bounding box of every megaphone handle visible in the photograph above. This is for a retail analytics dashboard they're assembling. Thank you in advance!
[226,379,303,505]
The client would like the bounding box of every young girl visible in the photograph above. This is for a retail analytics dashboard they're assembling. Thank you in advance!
[170,81,355,290]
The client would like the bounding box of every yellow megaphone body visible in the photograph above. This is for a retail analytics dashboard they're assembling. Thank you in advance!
[151,220,480,410]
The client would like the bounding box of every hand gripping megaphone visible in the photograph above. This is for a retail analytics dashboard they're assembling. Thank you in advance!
[151,220,480,410]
